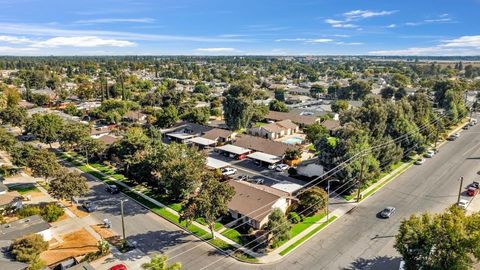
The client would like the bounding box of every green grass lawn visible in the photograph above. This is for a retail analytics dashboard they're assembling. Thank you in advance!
[8,184,40,195]
[273,212,326,248]
[221,228,243,244]
[279,216,337,256]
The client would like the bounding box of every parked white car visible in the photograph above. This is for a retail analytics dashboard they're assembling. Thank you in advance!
[268,164,277,170]
[275,164,290,171]
[458,199,470,210]
[221,167,237,176]
[424,150,435,158]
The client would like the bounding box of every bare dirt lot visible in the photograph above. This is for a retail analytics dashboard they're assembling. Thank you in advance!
[40,228,98,265]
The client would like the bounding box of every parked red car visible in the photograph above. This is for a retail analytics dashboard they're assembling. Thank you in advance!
[110,264,127,270]
[467,187,479,197]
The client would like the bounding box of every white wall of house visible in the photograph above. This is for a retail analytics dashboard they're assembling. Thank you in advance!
[37,228,52,241]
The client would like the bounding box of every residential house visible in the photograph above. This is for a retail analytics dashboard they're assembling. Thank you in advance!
[0,191,22,213]
[201,128,236,145]
[265,111,320,126]
[164,122,212,143]
[123,110,147,123]
[248,120,299,140]
[233,134,301,165]
[0,215,52,242]
[227,180,290,229]
[321,119,341,135]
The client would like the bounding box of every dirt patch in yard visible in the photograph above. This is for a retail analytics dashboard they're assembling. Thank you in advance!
[60,200,89,218]
[40,228,98,265]
[90,225,123,247]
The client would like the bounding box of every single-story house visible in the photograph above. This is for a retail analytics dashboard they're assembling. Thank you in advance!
[164,123,213,143]
[0,191,22,213]
[248,119,298,140]
[215,144,252,160]
[123,110,147,123]
[321,119,341,135]
[90,125,114,139]
[0,215,52,242]
[201,128,236,144]
[227,180,290,229]
[233,134,301,162]
[265,111,320,126]
[96,134,120,146]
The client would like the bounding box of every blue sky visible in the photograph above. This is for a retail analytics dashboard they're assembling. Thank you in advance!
[0,0,479,56]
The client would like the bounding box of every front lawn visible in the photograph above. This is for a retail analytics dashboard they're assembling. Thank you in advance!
[273,212,326,248]
[8,184,40,195]
[221,228,243,244]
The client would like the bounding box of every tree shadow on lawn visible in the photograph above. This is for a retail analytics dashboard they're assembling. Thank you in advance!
[343,256,401,270]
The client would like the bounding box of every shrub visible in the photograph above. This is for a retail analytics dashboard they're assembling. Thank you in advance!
[17,205,41,218]
[40,204,64,222]
[288,212,302,224]
[288,167,297,176]
[10,234,48,263]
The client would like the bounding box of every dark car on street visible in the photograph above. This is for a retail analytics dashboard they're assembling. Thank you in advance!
[82,201,97,212]
[379,207,396,218]
[105,185,119,194]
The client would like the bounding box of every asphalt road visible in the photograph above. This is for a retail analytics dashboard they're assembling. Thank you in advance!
[167,122,480,270]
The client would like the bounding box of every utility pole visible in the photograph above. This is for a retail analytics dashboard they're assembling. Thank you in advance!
[120,199,127,245]
[327,179,339,220]
[356,155,366,203]
[457,176,464,205]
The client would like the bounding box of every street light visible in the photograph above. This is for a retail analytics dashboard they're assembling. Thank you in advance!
[327,179,340,220]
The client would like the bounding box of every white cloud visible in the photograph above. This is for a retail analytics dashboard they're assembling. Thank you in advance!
[0,46,38,54]
[306,38,334,43]
[336,42,363,45]
[31,36,136,48]
[0,23,246,43]
[325,19,343,24]
[386,24,397,28]
[406,15,454,26]
[369,35,480,56]
[196,47,236,52]
[331,23,358,28]
[275,38,307,42]
[74,18,155,24]
[343,10,397,20]
[0,35,32,44]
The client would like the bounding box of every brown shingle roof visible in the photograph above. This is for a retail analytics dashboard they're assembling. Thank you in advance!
[321,119,341,131]
[266,111,319,126]
[0,191,21,207]
[202,128,234,141]
[227,180,282,224]
[233,134,300,157]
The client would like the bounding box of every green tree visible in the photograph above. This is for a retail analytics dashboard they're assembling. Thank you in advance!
[309,84,325,98]
[11,144,36,168]
[0,128,16,151]
[147,143,206,201]
[284,148,301,161]
[10,234,48,263]
[60,122,90,150]
[40,203,64,222]
[380,86,396,100]
[274,88,286,101]
[48,169,88,202]
[349,80,372,100]
[28,149,61,182]
[181,172,235,239]
[251,104,269,123]
[26,113,64,147]
[304,124,328,144]
[222,81,254,130]
[297,187,328,216]
[391,73,411,88]
[331,99,349,113]
[182,107,210,124]
[155,105,179,128]
[395,206,480,270]
[142,255,182,270]
[265,209,290,246]
[0,105,28,127]
[269,100,289,112]
[193,82,210,95]
[77,137,106,162]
